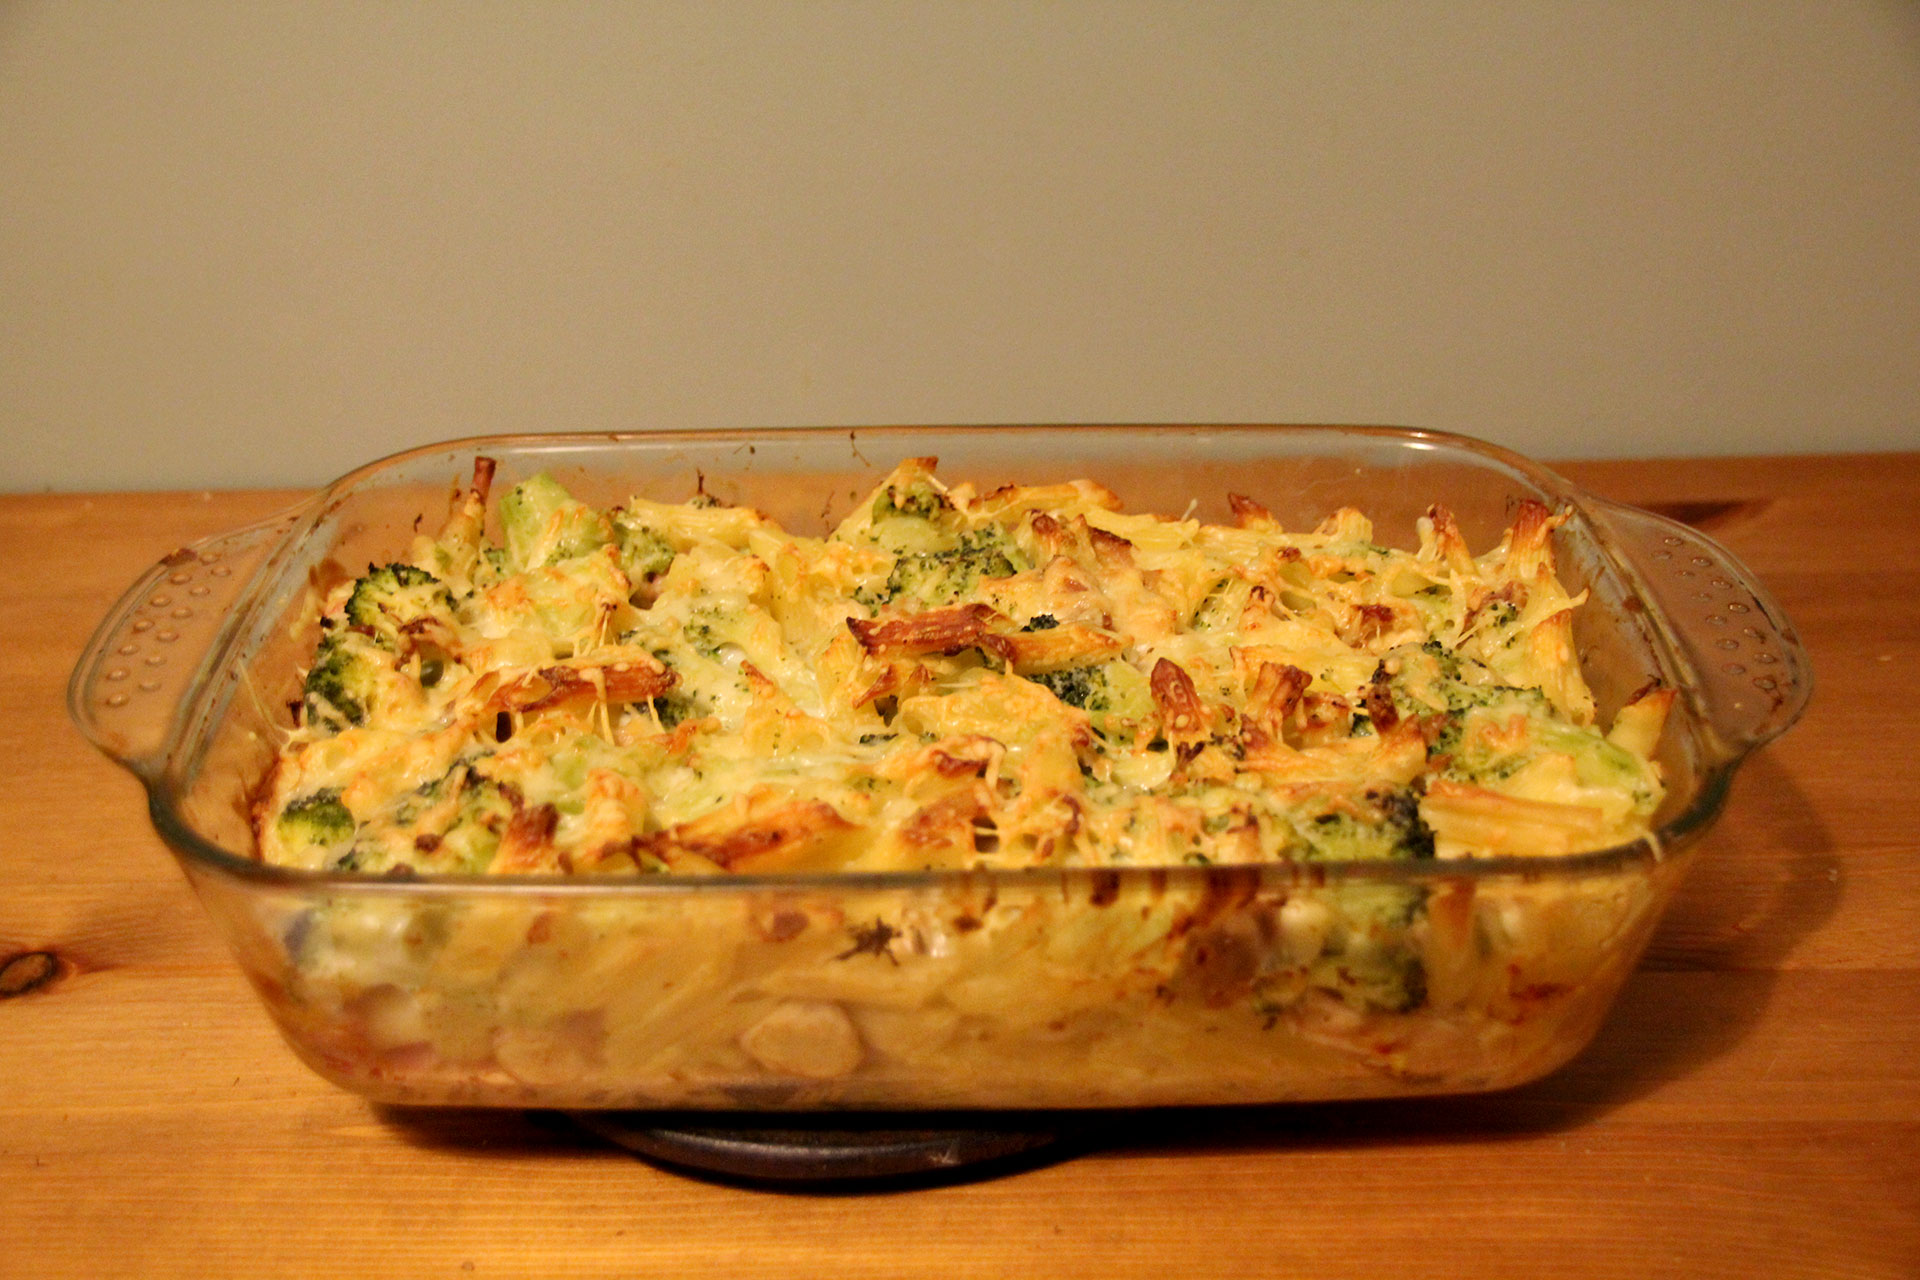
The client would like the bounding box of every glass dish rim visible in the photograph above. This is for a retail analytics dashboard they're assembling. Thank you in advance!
[116,421,1757,895]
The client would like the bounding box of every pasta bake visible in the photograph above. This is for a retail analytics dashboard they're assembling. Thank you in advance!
[239,453,1683,1100]
[257,456,1672,883]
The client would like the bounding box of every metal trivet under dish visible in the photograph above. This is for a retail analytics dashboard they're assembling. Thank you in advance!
[568,1111,1068,1186]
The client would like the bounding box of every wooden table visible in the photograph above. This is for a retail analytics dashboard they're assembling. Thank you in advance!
[3,454,1915,1279]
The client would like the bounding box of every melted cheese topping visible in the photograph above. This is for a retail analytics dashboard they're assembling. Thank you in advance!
[256,457,1671,876]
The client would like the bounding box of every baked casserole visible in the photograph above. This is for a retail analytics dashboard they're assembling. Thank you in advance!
[239,450,1683,1095]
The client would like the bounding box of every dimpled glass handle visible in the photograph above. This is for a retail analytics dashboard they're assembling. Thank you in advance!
[1587,496,1812,757]
[68,512,301,780]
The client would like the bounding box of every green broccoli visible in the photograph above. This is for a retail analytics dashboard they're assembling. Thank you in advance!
[433,772,517,872]
[1309,880,1428,1014]
[303,632,383,732]
[1418,637,1463,681]
[871,482,951,522]
[859,528,1022,611]
[852,476,968,560]
[344,563,453,647]
[648,690,706,729]
[1434,697,1661,810]
[499,472,613,571]
[1293,791,1434,862]
[681,606,733,661]
[478,546,510,584]
[1190,577,1247,632]
[1374,788,1437,859]
[390,763,517,873]
[611,511,676,586]
[275,788,355,861]
[1025,659,1156,741]
[1030,665,1105,711]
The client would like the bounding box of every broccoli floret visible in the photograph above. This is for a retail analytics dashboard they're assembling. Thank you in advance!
[1459,599,1525,658]
[681,606,733,661]
[852,474,968,560]
[634,653,700,728]
[1031,665,1106,712]
[1436,700,1661,810]
[1299,811,1390,861]
[434,772,517,872]
[647,691,706,729]
[612,512,676,585]
[344,563,452,646]
[872,484,951,522]
[1375,788,1437,859]
[275,788,355,861]
[1191,577,1247,632]
[861,528,1021,610]
[499,473,612,571]
[1310,881,1428,1014]
[1419,638,1463,682]
[1293,792,1435,862]
[1022,614,1059,631]
[1430,687,1566,786]
[1026,659,1156,741]
[897,539,1016,603]
[303,632,382,732]
[390,763,516,873]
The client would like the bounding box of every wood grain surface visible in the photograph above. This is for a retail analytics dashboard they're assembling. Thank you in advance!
[2,456,1915,1279]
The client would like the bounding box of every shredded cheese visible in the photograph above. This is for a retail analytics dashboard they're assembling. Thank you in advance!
[256,455,1671,877]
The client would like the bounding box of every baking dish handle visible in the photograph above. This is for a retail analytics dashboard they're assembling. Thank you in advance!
[1586,496,1811,757]
[68,511,302,781]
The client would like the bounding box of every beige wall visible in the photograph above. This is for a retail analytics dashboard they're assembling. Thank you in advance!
[3,1,1917,492]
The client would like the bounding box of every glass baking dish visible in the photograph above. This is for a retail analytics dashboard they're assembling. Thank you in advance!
[70,425,1808,1110]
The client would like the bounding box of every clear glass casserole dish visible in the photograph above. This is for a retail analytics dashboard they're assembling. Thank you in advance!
[69,425,1809,1111]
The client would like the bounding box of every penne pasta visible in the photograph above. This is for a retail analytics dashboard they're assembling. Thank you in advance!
[258,457,1668,879]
